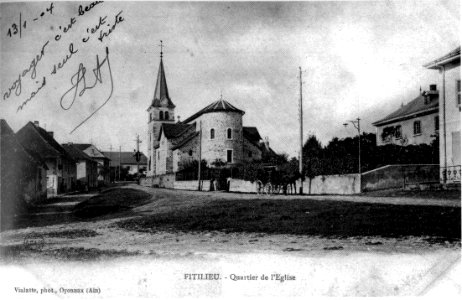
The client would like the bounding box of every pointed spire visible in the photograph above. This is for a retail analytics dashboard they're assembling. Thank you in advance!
[150,41,175,108]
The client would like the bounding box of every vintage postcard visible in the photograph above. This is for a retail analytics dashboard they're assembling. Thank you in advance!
[0,0,460,298]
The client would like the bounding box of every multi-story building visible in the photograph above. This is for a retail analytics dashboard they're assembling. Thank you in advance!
[424,46,461,184]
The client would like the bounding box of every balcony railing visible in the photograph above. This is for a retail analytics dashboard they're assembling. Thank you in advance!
[441,165,461,183]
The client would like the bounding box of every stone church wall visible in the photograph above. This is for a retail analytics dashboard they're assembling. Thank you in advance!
[196,111,243,166]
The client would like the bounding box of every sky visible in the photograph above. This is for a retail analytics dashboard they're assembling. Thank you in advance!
[0,0,460,158]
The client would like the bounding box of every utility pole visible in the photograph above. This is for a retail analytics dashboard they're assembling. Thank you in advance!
[299,66,304,195]
[198,120,202,191]
[134,134,142,174]
[344,117,361,191]
[118,146,121,181]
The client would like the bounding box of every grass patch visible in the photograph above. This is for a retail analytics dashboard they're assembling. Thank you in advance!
[42,229,99,239]
[362,189,461,200]
[0,246,139,262]
[116,198,461,241]
[73,188,151,219]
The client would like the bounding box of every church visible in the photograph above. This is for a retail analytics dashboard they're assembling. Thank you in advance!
[147,45,275,177]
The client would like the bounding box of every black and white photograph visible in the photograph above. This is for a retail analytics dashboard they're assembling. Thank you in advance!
[0,0,460,298]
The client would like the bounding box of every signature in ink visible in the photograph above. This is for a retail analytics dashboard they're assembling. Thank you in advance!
[59,47,113,133]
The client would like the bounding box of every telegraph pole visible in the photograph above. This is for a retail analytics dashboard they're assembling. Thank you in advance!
[198,120,202,191]
[118,146,121,181]
[299,66,304,194]
[134,134,142,174]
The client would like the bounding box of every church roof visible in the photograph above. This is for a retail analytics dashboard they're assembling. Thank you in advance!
[182,99,245,124]
[149,58,175,109]
[159,123,195,140]
[243,127,262,144]
[372,92,438,126]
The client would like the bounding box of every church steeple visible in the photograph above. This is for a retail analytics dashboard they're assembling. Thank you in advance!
[151,40,175,108]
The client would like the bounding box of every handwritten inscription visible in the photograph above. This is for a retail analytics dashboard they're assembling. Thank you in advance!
[6,2,54,39]
[98,11,124,42]
[3,40,50,100]
[16,77,46,112]
[2,1,125,133]
[63,47,114,133]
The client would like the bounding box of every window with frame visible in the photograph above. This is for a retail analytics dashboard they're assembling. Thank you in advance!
[395,125,402,139]
[435,116,439,131]
[189,150,193,156]
[165,111,169,120]
[210,128,215,139]
[159,111,164,120]
[413,120,421,135]
[226,149,233,163]
[227,128,232,139]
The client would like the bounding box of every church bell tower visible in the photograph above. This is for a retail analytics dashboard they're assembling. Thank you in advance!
[147,41,175,175]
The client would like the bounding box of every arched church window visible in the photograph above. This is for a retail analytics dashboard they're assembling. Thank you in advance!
[210,128,215,139]
[165,111,169,120]
[159,111,164,120]
[227,128,232,139]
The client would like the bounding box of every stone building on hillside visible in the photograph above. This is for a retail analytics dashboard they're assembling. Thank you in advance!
[372,85,439,146]
[147,48,276,177]
[1,119,48,227]
[62,143,98,190]
[73,144,111,186]
[16,121,76,197]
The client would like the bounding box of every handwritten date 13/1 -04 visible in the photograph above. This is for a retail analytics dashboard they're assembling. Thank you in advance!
[60,47,114,133]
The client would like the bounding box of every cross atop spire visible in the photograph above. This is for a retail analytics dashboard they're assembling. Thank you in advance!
[159,40,164,58]
[149,41,175,109]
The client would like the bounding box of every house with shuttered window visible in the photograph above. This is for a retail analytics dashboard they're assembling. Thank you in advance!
[372,85,439,147]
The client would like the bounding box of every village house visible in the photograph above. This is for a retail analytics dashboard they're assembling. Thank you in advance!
[372,85,439,146]
[73,144,111,186]
[146,48,275,177]
[103,151,148,178]
[62,143,98,190]
[424,46,461,184]
[1,120,48,228]
[15,121,76,197]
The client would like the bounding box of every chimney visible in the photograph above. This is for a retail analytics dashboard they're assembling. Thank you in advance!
[33,120,39,127]
[47,131,54,138]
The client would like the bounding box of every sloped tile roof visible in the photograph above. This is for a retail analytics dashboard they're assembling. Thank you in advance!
[102,151,148,167]
[243,127,262,144]
[16,122,73,161]
[182,99,245,124]
[171,132,199,150]
[1,119,48,170]
[73,143,109,160]
[372,93,438,126]
[160,123,195,140]
[62,144,94,162]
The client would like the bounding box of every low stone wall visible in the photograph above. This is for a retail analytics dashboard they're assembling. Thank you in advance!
[300,174,361,195]
[174,180,211,191]
[141,174,175,189]
[361,164,439,191]
[228,178,258,193]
